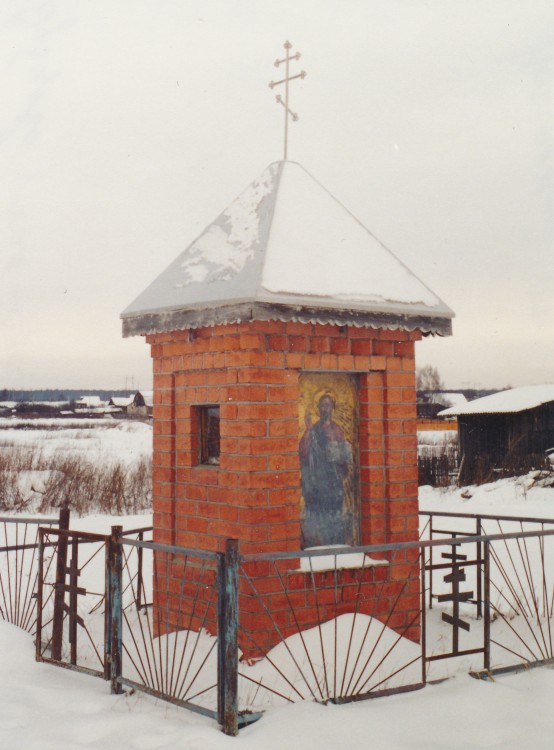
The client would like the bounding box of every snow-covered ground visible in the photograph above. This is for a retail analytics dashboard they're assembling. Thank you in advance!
[2,475,554,747]
[2,616,554,750]
[0,418,152,466]
[420,471,554,520]
[2,420,554,747]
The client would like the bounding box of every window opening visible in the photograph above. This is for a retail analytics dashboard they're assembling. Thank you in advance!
[200,406,220,465]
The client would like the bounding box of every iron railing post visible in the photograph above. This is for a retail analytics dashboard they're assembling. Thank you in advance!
[476,516,483,619]
[136,530,144,612]
[428,514,433,609]
[217,538,239,736]
[109,525,123,694]
[69,536,78,665]
[483,539,491,672]
[217,551,224,725]
[35,527,45,661]
[420,550,427,685]
[51,507,70,661]
[104,532,110,680]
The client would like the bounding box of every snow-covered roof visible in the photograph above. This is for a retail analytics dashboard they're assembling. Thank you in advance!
[439,385,554,417]
[109,396,133,407]
[76,396,104,408]
[122,161,454,337]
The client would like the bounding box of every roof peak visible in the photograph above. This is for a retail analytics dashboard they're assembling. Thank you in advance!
[122,161,454,338]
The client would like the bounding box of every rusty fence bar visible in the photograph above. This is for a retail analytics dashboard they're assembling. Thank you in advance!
[109,525,123,694]
[51,508,70,660]
[218,538,239,736]
[420,510,554,526]
[241,528,554,563]
[483,539,491,672]
[420,550,427,685]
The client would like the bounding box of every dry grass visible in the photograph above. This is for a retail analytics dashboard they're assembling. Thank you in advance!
[0,445,151,515]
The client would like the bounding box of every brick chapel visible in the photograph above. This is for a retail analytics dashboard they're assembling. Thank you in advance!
[121,160,453,650]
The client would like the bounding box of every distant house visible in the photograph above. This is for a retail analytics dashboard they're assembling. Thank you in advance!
[75,396,106,413]
[107,396,133,414]
[417,392,466,426]
[127,390,153,418]
[439,385,554,483]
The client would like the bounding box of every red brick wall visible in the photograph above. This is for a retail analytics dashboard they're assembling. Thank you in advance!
[146,320,422,652]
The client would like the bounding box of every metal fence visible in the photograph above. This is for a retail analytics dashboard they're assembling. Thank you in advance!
[420,510,554,678]
[36,524,113,678]
[2,511,554,735]
[117,535,221,721]
[235,543,423,712]
[0,512,62,633]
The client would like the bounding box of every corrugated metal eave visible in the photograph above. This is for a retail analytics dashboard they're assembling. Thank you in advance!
[121,302,453,339]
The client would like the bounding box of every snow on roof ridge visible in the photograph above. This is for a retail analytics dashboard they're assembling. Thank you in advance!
[439,384,554,417]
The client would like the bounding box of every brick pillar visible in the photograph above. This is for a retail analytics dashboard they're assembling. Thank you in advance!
[147,322,422,651]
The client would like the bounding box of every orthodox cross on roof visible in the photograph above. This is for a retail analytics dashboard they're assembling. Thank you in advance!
[269,40,307,160]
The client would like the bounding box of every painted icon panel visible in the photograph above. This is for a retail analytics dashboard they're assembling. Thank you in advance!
[299,373,359,548]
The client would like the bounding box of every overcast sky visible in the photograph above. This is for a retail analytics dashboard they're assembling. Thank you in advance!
[1,1,553,391]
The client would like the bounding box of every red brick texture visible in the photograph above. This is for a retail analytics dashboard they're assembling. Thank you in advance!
[147,321,422,652]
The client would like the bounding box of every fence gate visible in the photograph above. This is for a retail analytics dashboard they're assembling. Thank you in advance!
[33,525,243,735]
[422,513,554,681]
[36,526,110,677]
[423,534,486,680]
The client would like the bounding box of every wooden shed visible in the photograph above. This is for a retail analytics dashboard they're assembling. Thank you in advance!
[439,385,554,483]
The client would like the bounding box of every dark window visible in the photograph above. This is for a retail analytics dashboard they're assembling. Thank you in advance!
[200,406,220,465]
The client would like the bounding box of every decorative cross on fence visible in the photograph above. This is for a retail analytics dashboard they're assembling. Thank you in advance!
[437,543,474,653]
[63,539,86,664]
[269,40,307,160]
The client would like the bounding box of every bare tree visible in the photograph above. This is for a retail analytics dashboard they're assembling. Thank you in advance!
[416,365,445,399]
